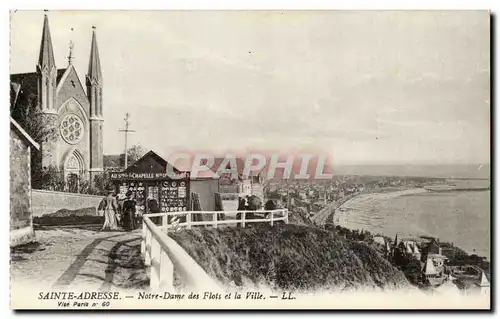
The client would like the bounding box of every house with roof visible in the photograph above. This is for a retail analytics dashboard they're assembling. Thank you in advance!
[210,157,265,206]
[10,14,104,190]
[421,238,443,256]
[458,270,491,297]
[422,255,446,287]
[419,238,448,270]
[478,271,490,296]
[10,118,40,246]
[399,239,422,261]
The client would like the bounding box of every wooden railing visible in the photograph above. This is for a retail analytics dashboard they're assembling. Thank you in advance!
[141,215,221,291]
[147,209,288,232]
[141,209,289,290]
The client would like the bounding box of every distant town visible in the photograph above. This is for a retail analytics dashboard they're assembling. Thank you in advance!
[263,175,490,296]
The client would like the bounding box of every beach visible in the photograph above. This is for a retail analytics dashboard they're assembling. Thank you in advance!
[335,187,490,259]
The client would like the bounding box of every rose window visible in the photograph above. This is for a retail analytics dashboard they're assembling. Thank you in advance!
[60,114,84,144]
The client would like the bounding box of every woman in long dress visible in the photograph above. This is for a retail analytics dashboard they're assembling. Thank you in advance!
[147,198,161,225]
[122,191,137,231]
[115,194,126,228]
[99,189,119,231]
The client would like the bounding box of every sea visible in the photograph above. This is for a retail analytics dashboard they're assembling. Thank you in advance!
[336,184,490,260]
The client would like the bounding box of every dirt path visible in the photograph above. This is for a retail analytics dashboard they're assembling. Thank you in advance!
[10,226,149,292]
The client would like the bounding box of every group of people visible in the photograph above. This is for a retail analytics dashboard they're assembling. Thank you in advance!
[98,187,165,231]
[98,189,139,231]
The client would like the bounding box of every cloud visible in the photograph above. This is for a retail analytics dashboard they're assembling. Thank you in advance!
[11,10,490,164]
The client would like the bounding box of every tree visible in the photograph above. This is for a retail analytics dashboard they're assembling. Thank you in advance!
[11,93,57,145]
[32,165,66,191]
[401,257,423,286]
[12,92,60,190]
[128,144,147,164]
[119,144,147,168]
[92,170,114,196]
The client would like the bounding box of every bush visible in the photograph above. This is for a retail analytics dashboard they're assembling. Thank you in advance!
[34,215,103,226]
[170,224,410,292]
[401,258,422,285]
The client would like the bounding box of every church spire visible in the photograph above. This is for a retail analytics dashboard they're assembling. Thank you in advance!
[67,28,75,66]
[37,12,57,114]
[87,26,102,85]
[37,12,56,72]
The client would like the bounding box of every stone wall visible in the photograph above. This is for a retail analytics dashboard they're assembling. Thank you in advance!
[32,189,103,217]
[10,128,34,245]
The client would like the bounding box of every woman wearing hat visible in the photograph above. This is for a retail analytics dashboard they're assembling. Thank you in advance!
[122,190,137,231]
[98,188,119,231]
[115,193,127,228]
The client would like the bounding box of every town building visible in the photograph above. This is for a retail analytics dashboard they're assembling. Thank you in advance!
[399,239,422,261]
[212,157,264,199]
[421,238,443,255]
[478,271,490,296]
[417,238,450,287]
[10,117,40,246]
[459,270,491,296]
[10,14,104,189]
[422,256,446,287]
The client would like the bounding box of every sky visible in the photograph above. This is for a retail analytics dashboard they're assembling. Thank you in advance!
[10,10,490,165]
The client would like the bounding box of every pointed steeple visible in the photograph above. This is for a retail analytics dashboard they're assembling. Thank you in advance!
[36,12,57,113]
[480,271,489,287]
[37,13,56,72]
[87,26,102,85]
[423,257,438,276]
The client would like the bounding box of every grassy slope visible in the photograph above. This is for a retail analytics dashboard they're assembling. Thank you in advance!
[170,224,409,292]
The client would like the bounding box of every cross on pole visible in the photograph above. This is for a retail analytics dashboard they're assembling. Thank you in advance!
[119,112,136,169]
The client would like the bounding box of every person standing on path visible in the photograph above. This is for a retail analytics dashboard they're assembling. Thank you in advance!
[99,189,119,231]
[115,194,126,228]
[147,198,161,225]
[122,191,137,231]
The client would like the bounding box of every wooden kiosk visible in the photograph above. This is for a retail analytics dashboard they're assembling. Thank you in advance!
[109,151,191,216]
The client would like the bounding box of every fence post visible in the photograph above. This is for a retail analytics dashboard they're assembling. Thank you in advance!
[145,226,152,266]
[186,212,192,229]
[285,209,289,224]
[141,219,146,257]
[270,210,274,227]
[242,211,246,228]
[213,212,218,229]
[159,249,174,290]
[162,215,169,233]
[150,238,161,291]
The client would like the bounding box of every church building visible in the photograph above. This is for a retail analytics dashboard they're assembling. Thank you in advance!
[10,14,104,189]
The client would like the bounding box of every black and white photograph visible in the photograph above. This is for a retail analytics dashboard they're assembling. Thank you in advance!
[8,9,491,310]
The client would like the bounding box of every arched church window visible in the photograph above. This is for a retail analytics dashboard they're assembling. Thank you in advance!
[67,154,80,170]
[60,114,84,144]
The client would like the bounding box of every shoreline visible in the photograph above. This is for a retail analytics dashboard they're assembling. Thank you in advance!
[338,187,429,211]
[332,187,489,259]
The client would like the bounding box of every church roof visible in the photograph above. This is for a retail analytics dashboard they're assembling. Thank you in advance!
[10,69,66,109]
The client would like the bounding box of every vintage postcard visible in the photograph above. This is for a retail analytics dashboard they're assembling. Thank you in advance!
[9,10,490,310]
